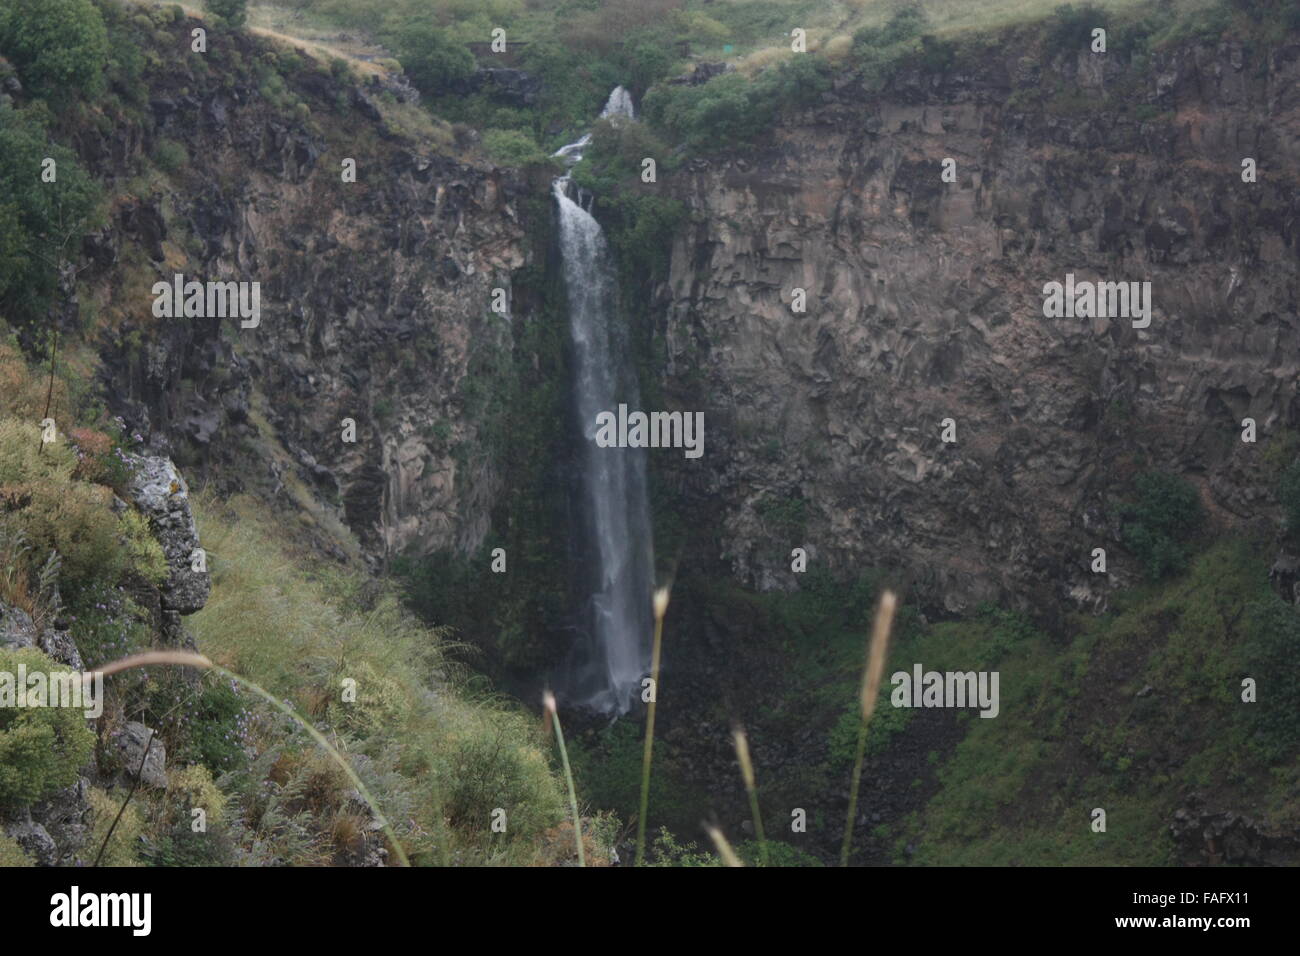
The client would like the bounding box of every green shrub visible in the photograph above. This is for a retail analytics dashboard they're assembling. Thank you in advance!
[518,40,621,144]
[1119,471,1205,579]
[0,417,166,612]
[604,193,685,281]
[0,0,109,99]
[643,827,718,867]
[66,583,152,668]
[151,137,188,174]
[0,647,96,810]
[480,128,551,167]
[1045,3,1110,56]
[827,694,913,767]
[88,786,143,866]
[173,677,251,774]
[622,29,677,94]
[204,0,248,29]
[852,3,929,53]
[388,21,474,96]
[439,711,566,842]
[6,479,124,597]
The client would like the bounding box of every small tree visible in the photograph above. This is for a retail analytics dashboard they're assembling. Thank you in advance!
[0,105,100,321]
[0,0,109,99]
[388,21,474,96]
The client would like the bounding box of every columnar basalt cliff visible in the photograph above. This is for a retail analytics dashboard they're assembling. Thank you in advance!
[69,19,537,565]
[650,34,1300,616]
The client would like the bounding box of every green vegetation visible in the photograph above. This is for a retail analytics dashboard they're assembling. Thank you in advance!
[0,0,109,100]
[642,55,831,151]
[1044,3,1111,54]
[0,104,101,322]
[569,719,710,839]
[1119,471,1205,579]
[0,417,166,608]
[0,830,33,866]
[1277,458,1300,535]
[898,536,1298,865]
[480,127,554,167]
[151,137,189,174]
[88,785,147,866]
[185,497,586,865]
[205,0,249,29]
[0,647,97,810]
[1240,599,1300,761]
[388,19,474,96]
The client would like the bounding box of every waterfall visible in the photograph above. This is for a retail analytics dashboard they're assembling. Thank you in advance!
[552,87,654,715]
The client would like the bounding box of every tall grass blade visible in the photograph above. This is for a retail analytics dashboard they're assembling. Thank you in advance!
[840,590,897,867]
[544,690,584,866]
[732,724,768,866]
[704,822,745,867]
[635,586,670,866]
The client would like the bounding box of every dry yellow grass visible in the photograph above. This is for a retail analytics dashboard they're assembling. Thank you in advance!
[138,0,392,78]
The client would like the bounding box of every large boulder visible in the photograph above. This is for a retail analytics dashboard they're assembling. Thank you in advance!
[126,455,210,615]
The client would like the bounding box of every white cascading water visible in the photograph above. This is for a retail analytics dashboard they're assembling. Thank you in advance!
[552,87,654,715]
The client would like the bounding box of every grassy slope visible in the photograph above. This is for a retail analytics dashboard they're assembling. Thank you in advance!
[903,536,1299,865]
[186,494,606,865]
[756,536,1300,865]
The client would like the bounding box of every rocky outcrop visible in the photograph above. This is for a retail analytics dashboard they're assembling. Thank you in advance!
[1171,801,1300,865]
[1,454,206,864]
[446,67,544,107]
[110,721,169,790]
[0,602,83,670]
[653,36,1300,614]
[128,455,210,614]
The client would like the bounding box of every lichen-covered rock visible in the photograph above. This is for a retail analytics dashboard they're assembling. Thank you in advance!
[29,777,92,864]
[3,820,57,866]
[37,628,83,671]
[110,721,168,790]
[0,602,37,652]
[126,455,210,614]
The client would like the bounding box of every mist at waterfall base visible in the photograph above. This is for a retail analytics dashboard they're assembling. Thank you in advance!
[552,88,655,717]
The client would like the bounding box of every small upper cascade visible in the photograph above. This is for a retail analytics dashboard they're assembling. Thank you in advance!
[600,85,635,120]
[552,85,635,168]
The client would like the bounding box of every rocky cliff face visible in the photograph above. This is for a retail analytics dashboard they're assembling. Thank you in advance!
[71,19,536,564]
[653,35,1300,614]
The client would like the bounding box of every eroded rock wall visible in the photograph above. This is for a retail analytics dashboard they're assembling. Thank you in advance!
[654,37,1300,613]
[71,20,536,563]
